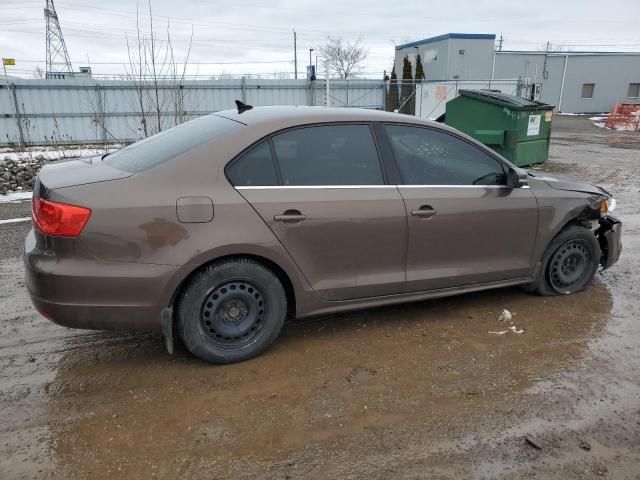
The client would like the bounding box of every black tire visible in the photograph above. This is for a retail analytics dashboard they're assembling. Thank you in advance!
[527,225,601,296]
[177,258,287,364]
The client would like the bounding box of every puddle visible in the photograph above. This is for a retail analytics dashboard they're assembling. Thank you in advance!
[24,281,611,479]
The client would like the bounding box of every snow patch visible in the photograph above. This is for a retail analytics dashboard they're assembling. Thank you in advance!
[0,191,32,203]
[1,146,120,164]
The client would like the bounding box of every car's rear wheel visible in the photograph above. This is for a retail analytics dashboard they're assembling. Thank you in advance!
[527,225,601,296]
[177,259,287,364]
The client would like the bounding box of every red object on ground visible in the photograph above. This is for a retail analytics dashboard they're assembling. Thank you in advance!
[605,103,640,131]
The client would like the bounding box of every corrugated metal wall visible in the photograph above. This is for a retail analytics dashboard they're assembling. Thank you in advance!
[493,52,640,113]
[0,78,386,146]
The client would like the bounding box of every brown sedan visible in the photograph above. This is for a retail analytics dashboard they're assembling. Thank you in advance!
[24,105,621,363]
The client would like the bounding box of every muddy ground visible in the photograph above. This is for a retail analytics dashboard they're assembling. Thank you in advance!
[1,115,639,479]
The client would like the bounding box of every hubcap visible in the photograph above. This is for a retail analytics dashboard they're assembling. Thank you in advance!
[201,281,265,345]
[549,240,590,292]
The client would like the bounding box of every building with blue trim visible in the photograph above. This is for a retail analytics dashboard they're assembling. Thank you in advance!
[394,33,497,82]
[394,33,640,113]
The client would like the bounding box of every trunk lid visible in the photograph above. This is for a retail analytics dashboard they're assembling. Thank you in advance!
[36,156,132,194]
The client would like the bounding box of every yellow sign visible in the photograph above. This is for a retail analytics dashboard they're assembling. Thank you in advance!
[2,58,15,66]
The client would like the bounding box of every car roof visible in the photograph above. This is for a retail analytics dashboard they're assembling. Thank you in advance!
[214,105,433,128]
[209,106,493,161]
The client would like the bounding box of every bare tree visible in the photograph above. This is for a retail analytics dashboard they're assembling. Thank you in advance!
[319,36,368,79]
[125,3,149,137]
[124,1,194,138]
[33,66,45,79]
[81,82,123,152]
[167,24,194,127]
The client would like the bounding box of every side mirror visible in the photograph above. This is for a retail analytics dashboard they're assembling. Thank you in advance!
[506,167,528,188]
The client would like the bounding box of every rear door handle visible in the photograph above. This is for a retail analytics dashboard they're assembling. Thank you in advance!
[411,206,437,219]
[274,210,306,223]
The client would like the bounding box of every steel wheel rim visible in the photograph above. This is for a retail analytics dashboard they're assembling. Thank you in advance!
[200,281,266,348]
[549,240,591,292]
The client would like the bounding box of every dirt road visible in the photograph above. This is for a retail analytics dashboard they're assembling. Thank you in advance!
[1,116,639,479]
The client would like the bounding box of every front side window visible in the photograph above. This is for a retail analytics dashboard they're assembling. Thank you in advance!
[628,83,640,98]
[227,141,278,186]
[384,125,506,186]
[272,124,384,186]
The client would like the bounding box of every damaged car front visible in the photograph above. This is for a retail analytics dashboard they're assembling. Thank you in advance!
[528,171,622,270]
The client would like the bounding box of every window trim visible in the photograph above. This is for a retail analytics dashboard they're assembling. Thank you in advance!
[225,121,390,187]
[235,184,527,190]
[376,122,511,187]
[267,138,283,184]
[236,185,398,190]
[628,83,640,99]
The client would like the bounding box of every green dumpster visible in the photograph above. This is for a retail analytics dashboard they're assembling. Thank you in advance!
[445,89,554,167]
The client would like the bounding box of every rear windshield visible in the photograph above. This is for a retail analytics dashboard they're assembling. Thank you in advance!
[104,114,241,172]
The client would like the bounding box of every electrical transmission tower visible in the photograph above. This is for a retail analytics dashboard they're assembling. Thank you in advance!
[44,0,73,78]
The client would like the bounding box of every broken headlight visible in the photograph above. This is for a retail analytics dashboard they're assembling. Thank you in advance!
[589,195,617,216]
[606,197,617,213]
[599,197,617,215]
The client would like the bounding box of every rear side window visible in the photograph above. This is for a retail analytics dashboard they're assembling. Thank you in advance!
[271,124,384,186]
[104,114,241,173]
[227,141,278,186]
[384,125,506,186]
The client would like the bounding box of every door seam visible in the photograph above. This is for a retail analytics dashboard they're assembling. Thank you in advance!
[395,185,410,285]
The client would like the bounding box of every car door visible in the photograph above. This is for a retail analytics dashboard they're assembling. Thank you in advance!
[381,123,539,292]
[227,123,408,301]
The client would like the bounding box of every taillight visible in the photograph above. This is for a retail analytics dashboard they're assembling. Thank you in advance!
[32,197,91,237]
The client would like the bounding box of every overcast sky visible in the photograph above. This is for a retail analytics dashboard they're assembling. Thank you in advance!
[2,0,640,79]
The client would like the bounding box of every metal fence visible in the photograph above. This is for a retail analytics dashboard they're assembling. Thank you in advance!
[0,78,387,147]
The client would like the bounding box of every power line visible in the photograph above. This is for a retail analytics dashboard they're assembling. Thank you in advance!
[53,0,401,41]
[13,59,295,65]
[5,1,637,50]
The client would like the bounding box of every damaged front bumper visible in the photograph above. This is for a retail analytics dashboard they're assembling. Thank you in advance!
[597,215,622,269]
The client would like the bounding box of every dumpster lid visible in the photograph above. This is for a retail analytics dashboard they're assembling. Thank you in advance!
[458,89,554,110]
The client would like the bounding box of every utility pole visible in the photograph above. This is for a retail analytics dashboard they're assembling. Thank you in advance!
[498,34,504,52]
[542,41,550,80]
[2,58,23,150]
[293,30,298,79]
[325,60,331,107]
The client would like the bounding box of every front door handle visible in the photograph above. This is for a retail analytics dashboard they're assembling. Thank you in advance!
[274,210,306,223]
[411,205,437,219]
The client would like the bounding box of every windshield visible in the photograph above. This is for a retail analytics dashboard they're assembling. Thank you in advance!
[104,114,241,173]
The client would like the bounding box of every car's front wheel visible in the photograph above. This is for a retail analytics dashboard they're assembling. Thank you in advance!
[527,225,601,296]
[177,259,287,364]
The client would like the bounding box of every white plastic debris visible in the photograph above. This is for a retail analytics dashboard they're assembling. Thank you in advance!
[498,309,512,322]
[0,217,31,225]
[489,330,509,336]
[509,326,525,334]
